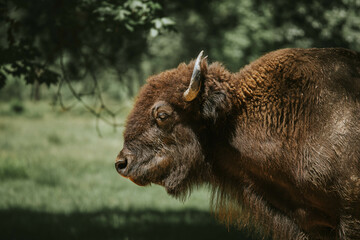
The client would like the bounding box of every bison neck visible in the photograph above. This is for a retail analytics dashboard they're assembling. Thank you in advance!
[207,125,339,238]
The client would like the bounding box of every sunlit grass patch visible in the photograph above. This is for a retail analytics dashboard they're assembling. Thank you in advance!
[0,156,29,180]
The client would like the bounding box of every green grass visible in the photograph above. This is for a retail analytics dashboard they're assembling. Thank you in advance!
[0,100,253,240]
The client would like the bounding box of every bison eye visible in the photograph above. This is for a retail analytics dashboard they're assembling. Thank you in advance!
[156,111,172,127]
[152,101,174,128]
[157,112,169,121]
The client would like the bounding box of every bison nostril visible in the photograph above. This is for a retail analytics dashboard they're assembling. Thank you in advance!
[115,158,127,172]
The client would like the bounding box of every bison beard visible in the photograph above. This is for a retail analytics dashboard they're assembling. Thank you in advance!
[115,48,360,240]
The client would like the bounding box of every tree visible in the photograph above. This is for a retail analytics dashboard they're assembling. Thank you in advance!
[149,0,360,72]
[0,0,174,129]
[0,0,174,87]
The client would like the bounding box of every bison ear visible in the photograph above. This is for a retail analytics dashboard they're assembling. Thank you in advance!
[183,51,208,102]
[201,91,231,124]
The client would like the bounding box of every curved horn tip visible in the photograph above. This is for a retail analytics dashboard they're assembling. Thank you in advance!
[196,50,204,61]
[183,50,206,102]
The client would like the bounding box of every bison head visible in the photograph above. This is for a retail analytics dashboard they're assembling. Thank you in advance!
[115,51,232,196]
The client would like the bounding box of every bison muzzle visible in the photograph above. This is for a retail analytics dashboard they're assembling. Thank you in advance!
[115,48,360,240]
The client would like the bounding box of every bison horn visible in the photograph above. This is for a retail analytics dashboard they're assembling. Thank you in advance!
[183,50,205,102]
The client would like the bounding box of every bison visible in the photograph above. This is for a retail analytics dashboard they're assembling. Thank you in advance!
[115,48,360,240]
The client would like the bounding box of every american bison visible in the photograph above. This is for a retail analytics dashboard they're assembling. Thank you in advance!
[115,48,360,239]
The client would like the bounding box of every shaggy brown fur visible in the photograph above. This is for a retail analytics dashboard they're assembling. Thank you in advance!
[115,48,360,240]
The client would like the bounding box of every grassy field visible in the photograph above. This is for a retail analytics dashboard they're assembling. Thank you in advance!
[0,100,253,240]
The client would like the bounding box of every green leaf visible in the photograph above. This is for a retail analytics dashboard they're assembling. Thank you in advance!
[161,17,175,26]
[150,28,158,37]
[151,2,162,11]
[114,9,130,21]
[153,19,162,29]
[125,23,134,32]
[128,0,144,11]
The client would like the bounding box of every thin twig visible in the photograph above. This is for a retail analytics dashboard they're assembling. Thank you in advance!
[59,54,124,136]
[56,77,77,111]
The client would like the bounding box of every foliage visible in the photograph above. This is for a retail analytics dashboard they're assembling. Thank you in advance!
[1,0,360,86]
[0,0,176,130]
[150,0,360,72]
[0,0,174,88]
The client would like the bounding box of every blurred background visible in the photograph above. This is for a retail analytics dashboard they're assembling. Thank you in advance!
[0,0,359,239]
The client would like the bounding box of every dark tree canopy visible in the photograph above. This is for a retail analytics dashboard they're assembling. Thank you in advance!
[153,0,360,72]
[1,0,360,88]
[0,0,174,89]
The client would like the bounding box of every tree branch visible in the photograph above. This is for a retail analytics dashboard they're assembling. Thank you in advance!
[59,54,124,136]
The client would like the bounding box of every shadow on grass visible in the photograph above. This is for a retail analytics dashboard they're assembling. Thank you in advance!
[1,208,256,240]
